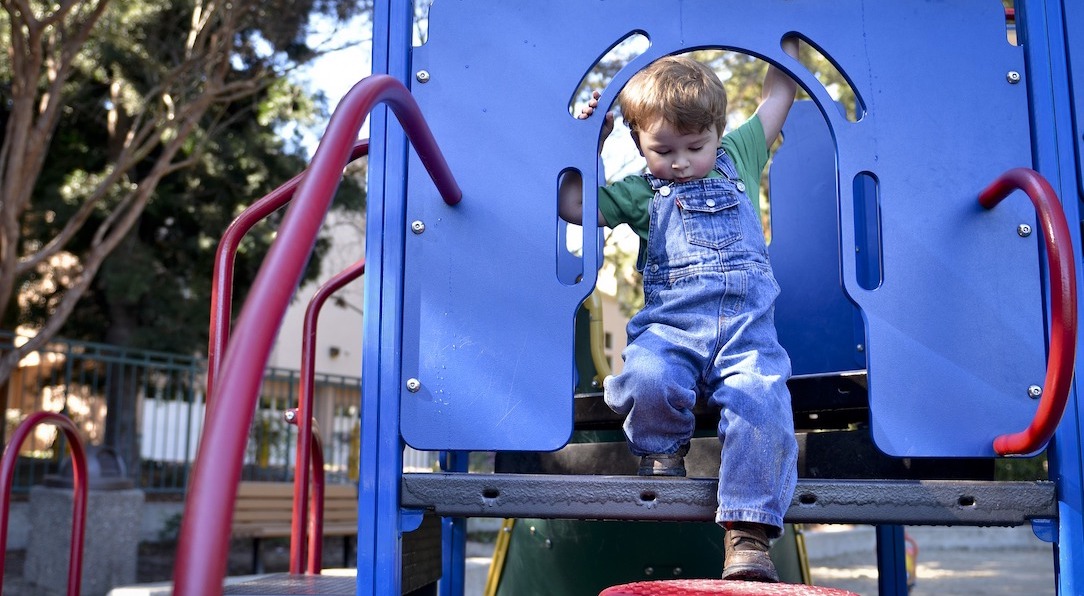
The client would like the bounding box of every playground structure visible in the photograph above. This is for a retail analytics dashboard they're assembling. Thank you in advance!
[3,0,1083,594]
[180,0,1084,594]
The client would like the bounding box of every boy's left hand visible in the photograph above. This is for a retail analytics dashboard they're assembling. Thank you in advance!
[579,90,615,153]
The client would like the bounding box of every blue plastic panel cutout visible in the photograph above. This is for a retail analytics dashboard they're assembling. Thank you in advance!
[397,0,1046,456]
[769,102,864,377]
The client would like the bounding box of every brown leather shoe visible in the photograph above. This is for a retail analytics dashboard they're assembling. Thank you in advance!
[637,443,690,477]
[722,523,779,582]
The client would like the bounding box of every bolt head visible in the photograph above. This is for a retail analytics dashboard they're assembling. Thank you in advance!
[1006,71,1021,84]
[406,378,422,393]
[1017,223,1033,237]
[416,70,431,83]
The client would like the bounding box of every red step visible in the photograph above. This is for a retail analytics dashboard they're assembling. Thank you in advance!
[599,580,858,596]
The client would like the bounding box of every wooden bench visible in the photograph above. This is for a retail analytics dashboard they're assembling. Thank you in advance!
[232,481,358,573]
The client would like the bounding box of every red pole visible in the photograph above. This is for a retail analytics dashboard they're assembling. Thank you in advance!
[0,412,88,596]
[291,259,366,574]
[207,141,370,399]
[174,74,459,596]
[979,168,1078,455]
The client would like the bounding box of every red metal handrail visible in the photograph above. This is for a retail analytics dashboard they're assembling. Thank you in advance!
[306,425,327,575]
[207,143,369,579]
[290,258,366,574]
[206,140,370,399]
[0,412,88,596]
[978,167,1078,455]
[173,74,460,595]
[283,408,328,574]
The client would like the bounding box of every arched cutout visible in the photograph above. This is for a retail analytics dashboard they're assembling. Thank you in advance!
[569,31,651,117]
[567,46,812,248]
[785,34,864,122]
[1004,1,1019,46]
[412,0,435,46]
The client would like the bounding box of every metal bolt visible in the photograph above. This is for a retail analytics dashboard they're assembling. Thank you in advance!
[416,70,431,83]
[856,344,865,352]
[1017,223,1033,237]
[644,567,654,576]
[283,409,298,424]
[411,220,426,234]
[406,378,422,393]
[543,539,552,549]
[672,567,683,576]
[1006,71,1021,84]
[1028,385,1043,399]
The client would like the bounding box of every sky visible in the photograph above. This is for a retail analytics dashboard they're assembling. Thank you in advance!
[293,15,376,156]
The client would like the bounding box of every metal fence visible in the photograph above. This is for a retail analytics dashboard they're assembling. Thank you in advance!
[1,332,436,494]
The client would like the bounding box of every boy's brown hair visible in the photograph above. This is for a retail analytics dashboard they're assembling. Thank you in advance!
[619,55,728,137]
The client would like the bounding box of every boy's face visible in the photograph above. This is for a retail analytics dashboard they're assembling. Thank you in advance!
[633,119,720,183]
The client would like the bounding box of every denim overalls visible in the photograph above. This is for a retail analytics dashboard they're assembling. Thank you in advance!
[603,148,798,533]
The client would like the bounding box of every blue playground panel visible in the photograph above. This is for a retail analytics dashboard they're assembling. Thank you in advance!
[391,0,1045,457]
[359,0,1084,594]
[769,101,864,378]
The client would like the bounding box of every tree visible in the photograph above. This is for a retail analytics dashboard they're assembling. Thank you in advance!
[0,0,370,386]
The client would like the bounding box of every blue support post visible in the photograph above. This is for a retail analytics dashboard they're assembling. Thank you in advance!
[1017,0,1084,592]
[360,0,415,593]
[875,525,909,596]
[439,452,470,596]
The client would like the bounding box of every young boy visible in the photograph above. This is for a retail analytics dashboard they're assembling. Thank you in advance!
[558,43,799,583]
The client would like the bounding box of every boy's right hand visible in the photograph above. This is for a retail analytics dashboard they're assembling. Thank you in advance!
[579,90,615,152]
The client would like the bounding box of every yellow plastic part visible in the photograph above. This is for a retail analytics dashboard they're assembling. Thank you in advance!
[484,519,516,596]
[584,289,612,383]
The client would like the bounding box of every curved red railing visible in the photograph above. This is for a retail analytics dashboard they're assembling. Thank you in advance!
[978,167,1078,455]
[206,140,370,399]
[173,74,460,596]
[207,136,369,579]
[0,412,88,596]
[306,426,327,576]
[283,408,328,574]
[290,258,366,574]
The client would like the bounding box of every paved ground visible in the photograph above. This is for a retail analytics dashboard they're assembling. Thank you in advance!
[4,525,1057,594]
[804,526,1056,595]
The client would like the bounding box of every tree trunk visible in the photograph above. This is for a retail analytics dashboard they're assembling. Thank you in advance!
[102,247,143,480]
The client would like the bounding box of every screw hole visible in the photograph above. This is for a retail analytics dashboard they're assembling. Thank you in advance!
[958,495,977,508]
[482,488,500,500]
[639,490,657,503]
[798,492,818,505]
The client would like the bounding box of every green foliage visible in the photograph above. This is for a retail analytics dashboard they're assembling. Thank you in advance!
[158,512,184,543]
[995,453,1049,481]
[5,0,368,354]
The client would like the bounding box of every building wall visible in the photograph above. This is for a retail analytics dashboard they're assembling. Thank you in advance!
[268,210,366,377]
[598,290,628,376]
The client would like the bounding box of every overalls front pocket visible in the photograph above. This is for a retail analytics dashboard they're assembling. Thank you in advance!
[675,191,742,250]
